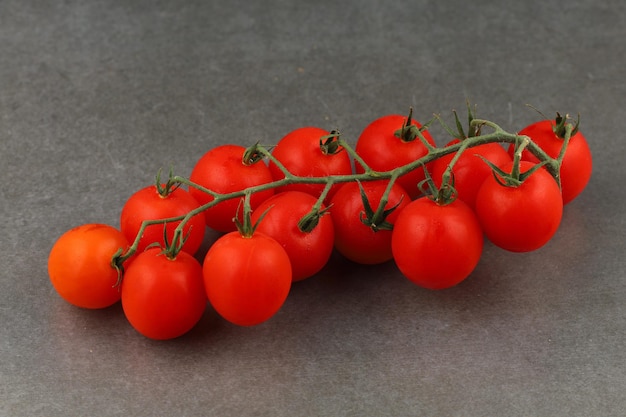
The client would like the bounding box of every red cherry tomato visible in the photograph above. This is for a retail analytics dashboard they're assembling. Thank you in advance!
[203,232,292,326]
[509,119,592,204]
[120,185,206,255]
[355,114,436,199]
[431,139,512,210]
[189,144,275,233]
[392,197,483,290]
[475,161,563,252]
[121,248,206,340]
[330,180,410,264]
[251,191,334,281]
[48,224,131,309]
[268,127,352,202]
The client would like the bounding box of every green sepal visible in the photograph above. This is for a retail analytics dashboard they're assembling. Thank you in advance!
[319,130,344,155]
[356,180,402,232]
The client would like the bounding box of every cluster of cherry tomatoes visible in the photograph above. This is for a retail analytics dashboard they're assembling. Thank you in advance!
[47,108,592,340]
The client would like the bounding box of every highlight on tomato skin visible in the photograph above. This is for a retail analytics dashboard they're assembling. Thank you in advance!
[48,223,131,309]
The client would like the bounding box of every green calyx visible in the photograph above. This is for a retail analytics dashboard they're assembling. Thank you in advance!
[419,164,458,206]
[155,166,182,197]
[319,130,344,155]
[297,206,332,233]
[553,112,580,139]
[394,107,432,143]
[357,180,403,232]
[233,192,270,238]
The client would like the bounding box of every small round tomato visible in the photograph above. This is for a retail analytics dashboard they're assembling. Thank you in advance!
[268,127,352,202]
[330,180,409,264]
[432,139,512,210]
[203,232,292,326]
[355,113,436,199]
[120,184,206,255]
[121,248,206,340]
[251,191,334,281]
[475,161,563,252]
[509,118,592,204]
[48,224,130,309]
[392,197,483,290]
[189,144,275,233]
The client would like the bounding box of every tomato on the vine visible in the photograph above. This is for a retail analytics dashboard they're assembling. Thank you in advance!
[475,160,563,252]
[203,231,292,326]
[330,180,409,264]
[392,197,483,290]
[251,191,334,281]
[431,139,512,210]
[189,144,275,233]
[355,112,436,199]
[120,184,206,255]
[121,248,207,340]
[48,224,131,309]
[268,127,352,202]
[509,116,592,204]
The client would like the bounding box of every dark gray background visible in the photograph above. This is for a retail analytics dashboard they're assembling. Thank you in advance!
[2,1,625,416]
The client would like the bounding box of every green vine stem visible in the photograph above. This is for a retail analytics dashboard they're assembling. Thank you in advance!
[112,117,574,270]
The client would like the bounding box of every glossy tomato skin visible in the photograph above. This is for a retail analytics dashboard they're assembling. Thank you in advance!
[189,144,275,233]
[330,180,410,265]
[48,224,130,309]
[121,248,206,340]
[251,191,334,281]
[355,114,436,199]
[432,139,512,210]
[268,127,352,202]
[475,161,563,252]
[120,185,206,255]
[203,232,292,326]
[392,198,483,290]
[509,119,592,204]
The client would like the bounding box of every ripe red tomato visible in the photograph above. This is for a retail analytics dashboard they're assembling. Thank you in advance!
[431,139,512,210]
[120,184,206,255]
[203,232,292,326]
[392,197,483,290]
[509,118,592,204]
[121,248,206,340]
[330,180,409,264]
[189,144,275,233]
[48,224,131,309]
[355,113,436,199]
[268,127,352,202]
[475,161,563,252]
[251,191,334,281]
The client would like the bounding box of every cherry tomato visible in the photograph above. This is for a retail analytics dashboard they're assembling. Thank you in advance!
[189,144,275,233]
[392,197,483,290]
[355,113,436,199]
[48,224,130,309]
[475,161,563,252]
[251,191,334,281]
[509,118,592,204]
[268,127,352,202]
[330,180,409,264]
[120,184,206,255]
[203,232,292,326]
[121,248,206,340]
[431,139,512,210]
